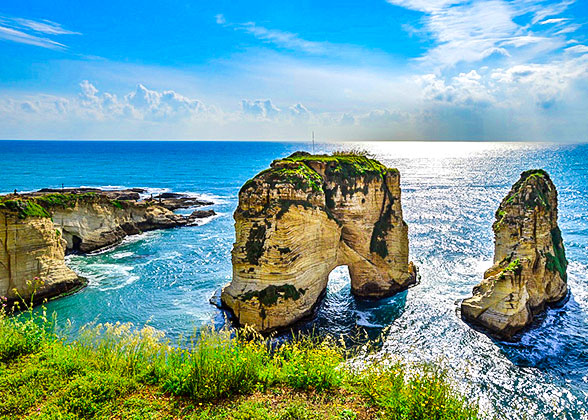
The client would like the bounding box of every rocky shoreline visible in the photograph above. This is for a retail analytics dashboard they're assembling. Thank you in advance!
[0,188,216,306]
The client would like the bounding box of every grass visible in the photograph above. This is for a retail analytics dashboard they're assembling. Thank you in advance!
[239,151,397,197]
[0,199,51,219]
[0,303,487,420]
[0,192,129,220]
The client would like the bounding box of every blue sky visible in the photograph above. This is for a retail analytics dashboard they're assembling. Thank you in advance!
[0,0,587,141]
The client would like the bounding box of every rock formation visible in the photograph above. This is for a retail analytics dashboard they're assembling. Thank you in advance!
[221,152,417,332]
[461,169,568,339]
[0,189,215,305]
[0,208,82,306]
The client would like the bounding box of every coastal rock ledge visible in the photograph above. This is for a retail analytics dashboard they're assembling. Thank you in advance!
[0,189,214,306]
[461,169,568,340]
[221,152,417,332]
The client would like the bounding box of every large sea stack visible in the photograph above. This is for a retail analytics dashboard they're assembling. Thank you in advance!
[221,152,417,332]
[461,170,568,339]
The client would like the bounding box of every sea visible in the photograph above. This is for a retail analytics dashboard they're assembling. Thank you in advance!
[1,140,587,419]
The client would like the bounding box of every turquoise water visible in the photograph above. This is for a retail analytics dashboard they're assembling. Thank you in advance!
[1,140,588,419]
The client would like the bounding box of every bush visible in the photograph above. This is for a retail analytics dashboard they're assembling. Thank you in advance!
[0,310,486,419]
[351,361,481,420]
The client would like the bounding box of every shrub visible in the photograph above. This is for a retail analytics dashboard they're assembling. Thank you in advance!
[0,310,486,419]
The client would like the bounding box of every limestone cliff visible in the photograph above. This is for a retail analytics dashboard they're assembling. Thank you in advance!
[0,190,214,304]
[48,195,192,253]
[461,169,568,339]
[221,152,417,332]
[0,207,82,305]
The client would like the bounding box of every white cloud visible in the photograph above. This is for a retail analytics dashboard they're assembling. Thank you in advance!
[0,15,79,50]
[216,15,380,60]
[491,57,588,108]
[0,25,66,50]
[217,16,328,55]
[418,70,493,106]
[566,44,588,54]
[237,22,327,54]
[76,81,209,121]
[241,99,281,119]
[530,0,574,24]
[539,18,570,25]
[389,0,576,68]
[11,18,80,35]
[386,0,463,13]
[289,103,311,119]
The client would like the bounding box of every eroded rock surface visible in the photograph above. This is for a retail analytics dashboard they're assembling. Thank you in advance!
[461,169,568,339]
[0,210,82,306]
[0,188,214,304]
[221,152,417,332]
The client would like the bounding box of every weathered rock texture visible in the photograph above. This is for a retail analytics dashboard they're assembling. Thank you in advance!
[0,209,82,305]
[0,190,214,304]
[461,169,568,339]
[221,152,417,332]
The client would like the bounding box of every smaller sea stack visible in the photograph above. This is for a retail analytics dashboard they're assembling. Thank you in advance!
[461,169,568,340]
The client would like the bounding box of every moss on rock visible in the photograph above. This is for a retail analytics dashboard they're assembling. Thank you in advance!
[240,284,306,306]
[0,199,51,219]
[547,227,568,281]
[245,223,267,265]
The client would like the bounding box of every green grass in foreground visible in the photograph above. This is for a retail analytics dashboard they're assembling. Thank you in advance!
[0,304,485,420]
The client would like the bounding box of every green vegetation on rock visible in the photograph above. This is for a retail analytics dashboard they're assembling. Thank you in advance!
[283,152,391,178]
[0,199,50,219]
[35,192,96,208]
[245,223,267,265]
[240,284,306,306]
[0,192,131,220]
[370,214,392,258]
[0,305,485,420]
[240,152,397,197]
[546,227,568,281]
[502,169,552,211]
[497,258,522,280]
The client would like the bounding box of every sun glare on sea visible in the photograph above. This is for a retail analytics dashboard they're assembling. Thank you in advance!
[339,141,545,160]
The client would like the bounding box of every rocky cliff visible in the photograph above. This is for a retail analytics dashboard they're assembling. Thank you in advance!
[461,169,568,339]
[0,190,214,305]
[0,206,82,306]
[221,152,417,332]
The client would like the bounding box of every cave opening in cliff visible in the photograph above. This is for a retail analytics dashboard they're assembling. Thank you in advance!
[71,235,82,253]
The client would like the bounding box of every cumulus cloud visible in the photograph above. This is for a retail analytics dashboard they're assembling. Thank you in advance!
[288,103,311,119]
[241,99,281,119]
[0,15,79,50]
[76,81,208,121]
[418,70,494,106]
[491,57,588,108]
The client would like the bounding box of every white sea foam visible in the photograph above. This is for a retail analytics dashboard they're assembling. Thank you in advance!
[111,251,134,260]
[354,311,382,328]
[70,263,139,291]
[188,213,221,227]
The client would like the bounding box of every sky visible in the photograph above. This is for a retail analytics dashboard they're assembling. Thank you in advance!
[0,0,587,141]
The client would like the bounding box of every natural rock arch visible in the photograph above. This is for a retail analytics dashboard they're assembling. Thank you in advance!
[221,152,417,332]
